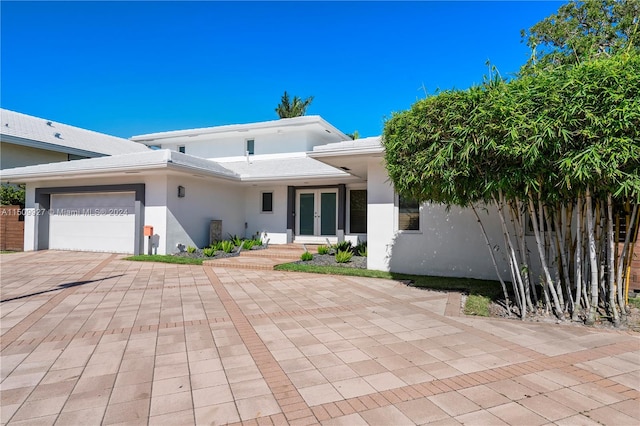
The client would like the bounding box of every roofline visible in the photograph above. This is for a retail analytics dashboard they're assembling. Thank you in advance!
[1,134,106,158]
[0,161,240,184]
[131,115,350,142]
[309,146,384,158]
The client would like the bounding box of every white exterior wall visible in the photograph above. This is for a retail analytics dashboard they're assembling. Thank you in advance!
[244,186,289,244]
[388,203,510,280]
[366,159,511,281]
[1,143,69,169]
[143,176,168,254]
[154,131,319,160]
[166,175,245,252]
[367,158,396,271]
[24,185,37,251]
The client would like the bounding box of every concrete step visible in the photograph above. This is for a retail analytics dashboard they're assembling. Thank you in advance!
[203,256,284,270]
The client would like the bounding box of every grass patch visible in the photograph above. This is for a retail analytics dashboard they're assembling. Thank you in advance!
[274,263,501,316]
[0,251,18,254]
[629,296,640,309]
[124,255,204,265]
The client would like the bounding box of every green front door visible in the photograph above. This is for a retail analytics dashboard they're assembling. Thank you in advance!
[296,190,338,237]
[299,192,315,236]
[320,192,337,236]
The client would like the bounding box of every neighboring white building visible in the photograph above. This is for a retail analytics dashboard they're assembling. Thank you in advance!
[0,110,511,280]
[0,109,149,169]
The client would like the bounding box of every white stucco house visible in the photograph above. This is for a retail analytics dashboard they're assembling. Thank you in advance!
[0,109,510,280]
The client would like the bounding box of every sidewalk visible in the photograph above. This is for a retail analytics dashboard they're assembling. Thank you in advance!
[1,251,638,425]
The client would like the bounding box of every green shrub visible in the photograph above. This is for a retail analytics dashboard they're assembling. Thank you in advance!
[211,241,224,251]
[253,238,263,246]
[228,234,243,247]
[220,240,235,253]
[186,245,197,253]
[242,240,255,250]
[334,240,352,253]
[317,245,330,255]
[300,251,313,261]
[0,184,25,207]
[355,242,367,257]
[203,247,216,257]
[335,250,353,263]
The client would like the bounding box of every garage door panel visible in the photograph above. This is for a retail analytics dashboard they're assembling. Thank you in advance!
[49,192,136,254]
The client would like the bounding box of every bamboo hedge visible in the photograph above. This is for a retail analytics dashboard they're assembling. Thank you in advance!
[383,52,640,324]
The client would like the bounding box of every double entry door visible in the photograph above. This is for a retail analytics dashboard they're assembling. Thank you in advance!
[296,189,337,237]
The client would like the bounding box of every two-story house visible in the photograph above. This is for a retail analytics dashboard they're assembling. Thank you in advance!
[2,109,523,281]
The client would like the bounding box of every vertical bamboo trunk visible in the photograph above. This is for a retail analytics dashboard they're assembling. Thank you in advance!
[586,186,600,325]
[545,204,566,311]
[573,195,583,321]
[528,192,564,318]
[516,197,535,310]
[495,192,526,318]
[553,206,574,314]
[625,206,639,306]
[607,194,620,326]
[617,203,638,316]
[471,203,512,315]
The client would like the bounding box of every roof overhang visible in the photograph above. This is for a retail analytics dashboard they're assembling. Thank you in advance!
[309,137,384,180]
[1,134,105,158]
[131,115,350,144]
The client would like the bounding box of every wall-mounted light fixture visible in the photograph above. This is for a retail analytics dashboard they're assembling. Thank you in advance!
[177,186,185,198]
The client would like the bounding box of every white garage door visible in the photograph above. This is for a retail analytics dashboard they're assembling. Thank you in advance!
[49,192,136,254]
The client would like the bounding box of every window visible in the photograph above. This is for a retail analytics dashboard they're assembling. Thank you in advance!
[246,139,255,155]
[349,190,367,233]
[398,195,420,231]
[149,145,162,150]
[261,192,273,213]
[178,146,186,153]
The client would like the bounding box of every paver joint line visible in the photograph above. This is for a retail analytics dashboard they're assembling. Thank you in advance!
[1,253,117,350]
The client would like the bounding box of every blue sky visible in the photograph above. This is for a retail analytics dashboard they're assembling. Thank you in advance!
[2,1,563,139]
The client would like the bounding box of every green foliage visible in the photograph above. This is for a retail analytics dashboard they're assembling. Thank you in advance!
[355,242,368,257]
[203,247,216,257]
[242,240,255,250]
[186,245,197,254]
[521,0,640,70]
[317,245,330,255]
[228,234,243,247]
[220,240,235,253]
[275,91,314,118]
[464,294,492,316]
[335,250,353,263]
[0,184,25,207]
[334,240,353,253]
[383,52,640,205]
[300,251,313,261]
[211,241,224,251]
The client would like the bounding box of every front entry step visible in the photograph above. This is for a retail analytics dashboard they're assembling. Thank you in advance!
[203,244,312,270]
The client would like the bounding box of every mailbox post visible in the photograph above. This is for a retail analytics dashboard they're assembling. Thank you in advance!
[144,226,154,255]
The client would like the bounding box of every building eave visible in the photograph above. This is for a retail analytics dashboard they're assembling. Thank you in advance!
[1,134,106,158]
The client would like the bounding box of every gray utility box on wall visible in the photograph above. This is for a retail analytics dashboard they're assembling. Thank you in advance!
[210,220,222,245]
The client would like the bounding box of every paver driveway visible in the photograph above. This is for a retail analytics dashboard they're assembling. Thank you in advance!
[1,251,638,425]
